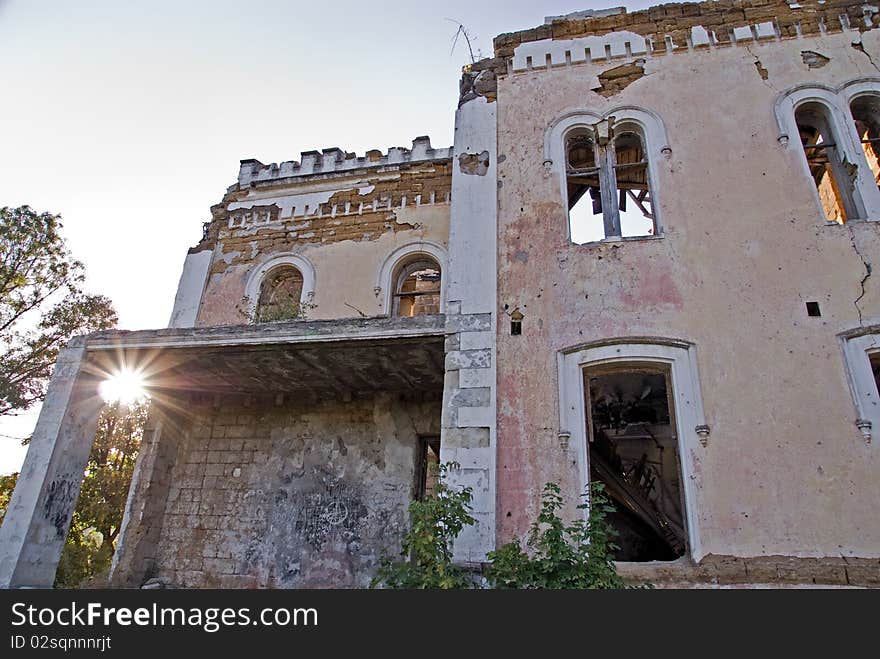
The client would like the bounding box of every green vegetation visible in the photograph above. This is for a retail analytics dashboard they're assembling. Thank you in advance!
[0,205,116,417]
[53,402,148,588]
[374,463,631,589]
[372,462,477,589]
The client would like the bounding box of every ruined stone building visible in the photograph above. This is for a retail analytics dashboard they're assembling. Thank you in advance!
[4,0,880,588]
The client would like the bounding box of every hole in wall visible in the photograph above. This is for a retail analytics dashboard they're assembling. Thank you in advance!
[806,301,821,317]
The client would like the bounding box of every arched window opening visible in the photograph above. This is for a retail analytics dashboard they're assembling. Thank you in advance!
[613,131,654,238]
[255,265,304,323]
[851,95,880,191]
[393,259,441,317]
[566,130,603,243]
[566,120,655,243]
[796,102,853,223]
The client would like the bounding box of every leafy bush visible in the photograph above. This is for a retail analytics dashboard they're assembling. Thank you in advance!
[371,462,477,589]
[485,482,628,589]
[237,294,316,324]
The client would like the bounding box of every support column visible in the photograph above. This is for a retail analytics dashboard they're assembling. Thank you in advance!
[110,407,182,587]
[441,82,498,564]
[168,249,212,328]
[0,341,103,588]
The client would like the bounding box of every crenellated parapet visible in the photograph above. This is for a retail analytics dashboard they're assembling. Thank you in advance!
[237,136,453,188]
[488,0,880,73]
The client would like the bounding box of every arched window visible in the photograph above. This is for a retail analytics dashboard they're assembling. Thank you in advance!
[795,102,855,223]
[850,95,880,191]
[255,265,304,322]
[565,119,655,243]
[393,258,441,317]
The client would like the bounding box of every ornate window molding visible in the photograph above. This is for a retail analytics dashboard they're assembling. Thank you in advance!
[556,337,708,560]
[545,105,670,243]
[775,78,880,221]
[375,241,447,316]
[840,325,880,443]
[243,253,316,321]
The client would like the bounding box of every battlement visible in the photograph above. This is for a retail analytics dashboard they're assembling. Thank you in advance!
[237,136,453,188]
[493,0,880,72]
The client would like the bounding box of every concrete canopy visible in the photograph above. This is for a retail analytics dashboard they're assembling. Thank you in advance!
[81,315,446,398]
[0,315,445,588]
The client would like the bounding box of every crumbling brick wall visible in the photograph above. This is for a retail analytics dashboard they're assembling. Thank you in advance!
[494,0,880,58]
[147,392,440,588]
[193,149,452,326]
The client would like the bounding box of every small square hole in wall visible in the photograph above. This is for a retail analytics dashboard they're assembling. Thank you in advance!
[806,301,821,317]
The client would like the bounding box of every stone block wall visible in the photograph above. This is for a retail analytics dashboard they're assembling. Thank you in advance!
[115,392,440,588]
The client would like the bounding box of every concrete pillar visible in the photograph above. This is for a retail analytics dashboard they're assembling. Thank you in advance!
[110,408,181,587]
[0,342,103,588]
[441,92,498,563]
[168,249,212,328]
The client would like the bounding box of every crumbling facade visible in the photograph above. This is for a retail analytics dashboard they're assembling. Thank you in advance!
[3,0,880,588]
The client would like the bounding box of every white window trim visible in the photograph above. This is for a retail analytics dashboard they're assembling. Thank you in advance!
[375,241,447,316]
[556,338,709,561]
[841,326,880,443]
[774,78,880,220]
[244,253,316,321]
[544,105,670,242]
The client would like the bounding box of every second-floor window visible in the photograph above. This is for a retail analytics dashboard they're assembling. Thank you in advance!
[850,95,880,191]
[255,265,304,322]
[567,119,655,243]
[795,102,856,223]
[393,258,441,317]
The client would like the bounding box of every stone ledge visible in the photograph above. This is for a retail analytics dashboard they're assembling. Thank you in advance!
[79,314,446,351]
[616,554,880,588]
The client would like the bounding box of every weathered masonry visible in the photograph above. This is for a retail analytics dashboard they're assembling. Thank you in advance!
[4,0,880,588]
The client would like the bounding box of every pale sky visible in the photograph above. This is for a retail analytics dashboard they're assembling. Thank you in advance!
[0,0,656,474]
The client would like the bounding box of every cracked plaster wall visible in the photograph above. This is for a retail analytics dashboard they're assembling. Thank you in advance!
[495,28,880,559]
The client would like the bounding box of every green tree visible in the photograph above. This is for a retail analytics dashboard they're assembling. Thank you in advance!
[485,482,630,589]
[0,472,18,528]
[372,462,477,589]
[0,205,117,416]
[54,401,148,588]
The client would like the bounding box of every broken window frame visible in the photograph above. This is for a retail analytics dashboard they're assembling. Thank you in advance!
[849,93,880,195]
[392,258,442,318]
[565,119,656,242]
[775,85,880,222]
[795,101,861,224]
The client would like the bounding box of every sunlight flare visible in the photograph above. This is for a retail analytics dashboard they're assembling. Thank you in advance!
[99,368,149,405]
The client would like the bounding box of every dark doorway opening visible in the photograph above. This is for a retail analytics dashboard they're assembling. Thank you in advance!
[585,364,687,562]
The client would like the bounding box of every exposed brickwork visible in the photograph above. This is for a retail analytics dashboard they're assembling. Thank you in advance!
[493,0,880,59]
[594,60,647,97]
[205,161,452,275]
[151,393,440,588]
